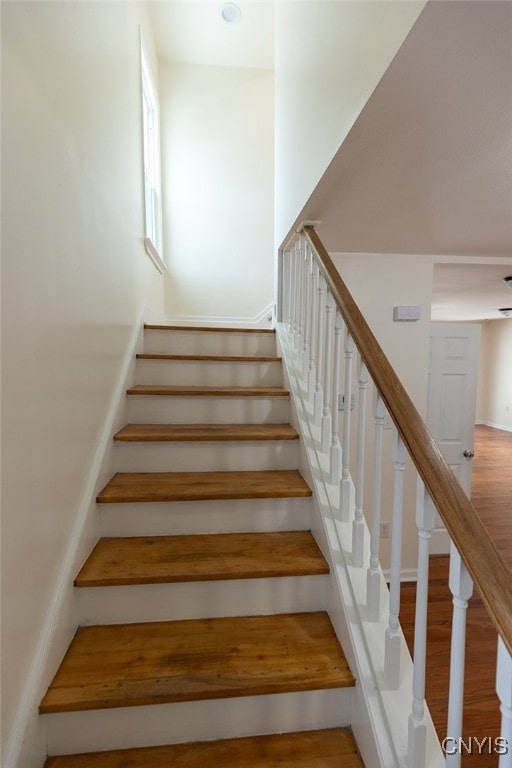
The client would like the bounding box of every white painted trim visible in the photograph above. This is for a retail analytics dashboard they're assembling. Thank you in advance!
[164,302,275,329]
[476,419,512,433]
[277,324,445,768]
[144,237,166,274]
[382,568,418,583]
[3,307,146,768]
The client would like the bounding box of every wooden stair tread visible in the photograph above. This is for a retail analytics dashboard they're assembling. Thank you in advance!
[144,324,275,334]
[44,727,364,767]
[97,470,312,504]
[136,353,282,362]
[75,531,329,587]
[113,423,299,442]
[39,612,354,713]
[126,385,289,397]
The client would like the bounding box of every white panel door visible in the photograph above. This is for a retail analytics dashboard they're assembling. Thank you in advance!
[427,323,480,554]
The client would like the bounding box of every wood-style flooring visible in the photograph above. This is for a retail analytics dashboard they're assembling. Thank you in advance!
[401,425,512,767]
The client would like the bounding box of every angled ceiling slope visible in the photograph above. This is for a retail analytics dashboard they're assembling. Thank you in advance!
[304,0,512,260]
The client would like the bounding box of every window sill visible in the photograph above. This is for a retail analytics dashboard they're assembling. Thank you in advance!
[144,238,166,275]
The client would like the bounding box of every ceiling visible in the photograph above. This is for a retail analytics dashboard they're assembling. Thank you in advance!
[298,0,512,320]
[432,264,512,322]
[145,1,512,320]
[146,1,274,70]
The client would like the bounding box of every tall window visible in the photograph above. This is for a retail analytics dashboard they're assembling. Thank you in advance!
[140,40,163,267]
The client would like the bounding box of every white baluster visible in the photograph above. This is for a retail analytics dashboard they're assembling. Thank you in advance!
[307,263,319,399]
[329,312,343,484]
[292,241,300,341]
[497,637,512,768]
[321,290,334,453]
[445,543,473,768]
[302,244,313,379]
[340,331,354,521]
[295,240,304,353]
[352,358,368,567]
[298,238,307,363]
[366,392,385,620]
[287,247,295,332]
[314,274,326,426]
[384,431,406,689]
[407,482,436,768]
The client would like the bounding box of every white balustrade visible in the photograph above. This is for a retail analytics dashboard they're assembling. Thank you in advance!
[328,312,343,484]
[384,431,406,689]
[407,483,437,768]
[366,392,385,620]
[352,358,368,567]
[340,331,354,521]
[279,229,512,768]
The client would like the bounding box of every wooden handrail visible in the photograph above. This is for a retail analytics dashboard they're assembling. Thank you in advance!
[302,225,512,656]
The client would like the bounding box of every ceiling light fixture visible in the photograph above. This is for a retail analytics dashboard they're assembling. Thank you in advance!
[499,308,512,317]
[220,2,241,24]
[503,276,512,288]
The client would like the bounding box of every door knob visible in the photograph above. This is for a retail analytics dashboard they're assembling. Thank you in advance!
[463,449,474,459]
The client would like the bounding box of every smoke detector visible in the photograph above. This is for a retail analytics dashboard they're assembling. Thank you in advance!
[220,3,241,23]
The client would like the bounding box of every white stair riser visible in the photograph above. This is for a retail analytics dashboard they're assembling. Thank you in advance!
[136,360,283,387]
[114,441,299,472]
[76,575,328,625]
[127,396,290,424]
[44,689,351,755]
[98,498,312,538]
[144,330,277,357]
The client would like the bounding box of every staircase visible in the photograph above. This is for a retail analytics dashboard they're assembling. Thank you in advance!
[41,325,363,767]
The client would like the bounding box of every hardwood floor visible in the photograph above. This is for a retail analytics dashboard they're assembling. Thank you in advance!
[401,425,512,767]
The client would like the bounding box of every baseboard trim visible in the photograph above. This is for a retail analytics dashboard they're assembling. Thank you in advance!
[165,303,275,329]
[476,420,512,433]
[382,568,418,583]
[3,306,146,768]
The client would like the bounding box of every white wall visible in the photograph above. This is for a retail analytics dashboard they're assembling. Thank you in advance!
[476,320,512,431]
[160,62,275,323]
[1,2,164,764]
[332,253,435,571]
[274,0,425,247]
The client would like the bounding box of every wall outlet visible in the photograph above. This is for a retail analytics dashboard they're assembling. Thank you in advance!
[338,393,355,411]
[380,522,390,538]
